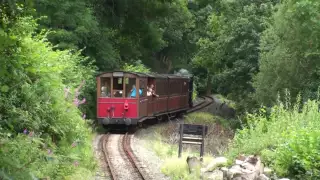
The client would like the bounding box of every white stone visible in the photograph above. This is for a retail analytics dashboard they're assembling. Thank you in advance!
[220,167,229,178]
[263,167,273,176]
[205,157,228,172]
[241,162,256,171]
[235,159,244,165]
[202,170,224,180]
[258,174,270,180]
[227,165,244,178]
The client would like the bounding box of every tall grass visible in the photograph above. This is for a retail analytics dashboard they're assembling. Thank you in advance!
[148,112,234,180]
[226,96,320,179]
[161,155,214,180]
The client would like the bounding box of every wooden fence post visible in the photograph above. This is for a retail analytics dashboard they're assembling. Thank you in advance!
[178,124,183,158]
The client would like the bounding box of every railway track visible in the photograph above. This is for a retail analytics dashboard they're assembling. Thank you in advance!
[187,95,214,113]
[101,133,148,180]
[100,96,213,180]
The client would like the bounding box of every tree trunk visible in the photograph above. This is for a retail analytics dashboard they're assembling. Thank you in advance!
[161,54,172,73]
[166,58,172,73]
[206,74,212,96]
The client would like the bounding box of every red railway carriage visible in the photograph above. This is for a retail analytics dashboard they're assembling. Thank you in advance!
[96,71,193,126]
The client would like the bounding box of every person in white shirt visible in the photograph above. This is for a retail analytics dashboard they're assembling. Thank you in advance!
[147,84,159,97]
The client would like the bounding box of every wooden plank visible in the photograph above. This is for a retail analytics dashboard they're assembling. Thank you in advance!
[113,72,123,77]
[182,137,203,141]
[99,73,112,77]
[200,125,205,159]
[178,124,183,158]
[181,124,208,135]
[182,141,202,145]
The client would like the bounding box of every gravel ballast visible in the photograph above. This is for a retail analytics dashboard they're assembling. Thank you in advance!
[132,130,171,180]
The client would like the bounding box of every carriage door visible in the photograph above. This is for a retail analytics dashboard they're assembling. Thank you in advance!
[139,78,148,118]
[147,78,155,116]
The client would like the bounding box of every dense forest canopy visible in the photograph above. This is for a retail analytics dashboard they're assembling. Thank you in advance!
[1,0,320,179]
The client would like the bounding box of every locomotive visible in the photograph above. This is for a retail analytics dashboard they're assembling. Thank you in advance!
[96,71,194,126]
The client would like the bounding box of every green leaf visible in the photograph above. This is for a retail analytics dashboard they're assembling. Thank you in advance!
[1,85,9,93]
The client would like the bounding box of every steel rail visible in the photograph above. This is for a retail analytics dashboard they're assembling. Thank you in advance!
[101,134,117,180]
[187,95,214,113]
[123,133,148,180]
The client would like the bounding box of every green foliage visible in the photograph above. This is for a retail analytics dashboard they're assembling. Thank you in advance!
[192,82,198,101]
[193,0,277,105]
[122,60,151,73]
[226,97,320,179]
[254,0,320,106]
[185,112,216,125]
[185,111,233,129]
[91,0,196,72]
[215,94,236,109]
[0,15,96,179]
[34,0,119,70]
[151,136,177,159]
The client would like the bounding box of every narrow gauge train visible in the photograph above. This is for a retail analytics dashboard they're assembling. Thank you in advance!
[96,71,194,126]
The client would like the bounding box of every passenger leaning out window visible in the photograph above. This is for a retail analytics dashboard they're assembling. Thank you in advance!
[147,84,159,97]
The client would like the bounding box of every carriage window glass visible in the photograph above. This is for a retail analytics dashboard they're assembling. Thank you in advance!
[113,77,124,97]
[118,78,122,84]
[100,77,111,97]
[139,80,146,97]
[125,78,137,98]
[125,77,129,84]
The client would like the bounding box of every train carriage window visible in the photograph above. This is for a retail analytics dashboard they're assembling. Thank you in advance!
[113,77,123,97]
[139,79,146,97]
[100,77,111,97]
[125,78,138,98]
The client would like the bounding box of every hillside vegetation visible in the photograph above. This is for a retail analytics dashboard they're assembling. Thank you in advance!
[0,14,96,179]
[227,97,320,179]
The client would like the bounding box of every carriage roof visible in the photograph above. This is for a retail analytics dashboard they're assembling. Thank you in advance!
[97,71,190,79]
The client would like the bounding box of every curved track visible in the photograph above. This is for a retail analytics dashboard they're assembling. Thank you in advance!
[187,95,214,113]
[101,133,147,180]
[100,96,213,180]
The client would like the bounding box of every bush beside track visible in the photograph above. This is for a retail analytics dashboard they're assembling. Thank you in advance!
[226,98,320,179]
[143,111,234,180]
[0,17,96,179]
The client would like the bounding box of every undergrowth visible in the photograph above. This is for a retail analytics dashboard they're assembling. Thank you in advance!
[226,95,320,179]
[148,112,233,180]
[0,15,96,179]
[150,132,214,180]
[214,94,236,109]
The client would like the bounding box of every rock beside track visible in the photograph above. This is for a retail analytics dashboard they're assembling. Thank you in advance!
[200,155,290,180]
